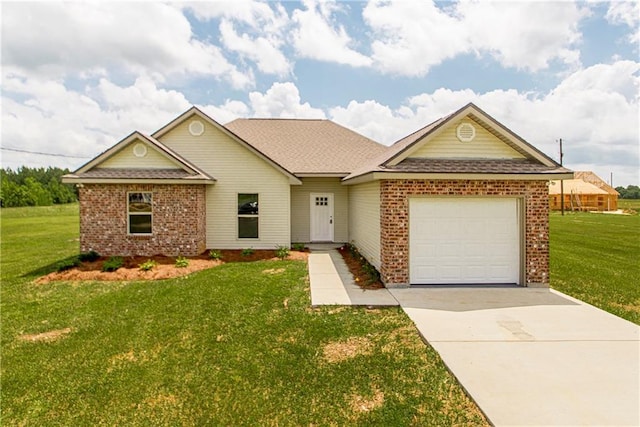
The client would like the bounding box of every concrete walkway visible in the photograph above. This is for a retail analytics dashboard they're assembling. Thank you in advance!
[307,245,397,306]
[390,287,640,426]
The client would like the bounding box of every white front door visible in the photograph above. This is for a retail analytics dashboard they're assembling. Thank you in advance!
[310,193,334,242]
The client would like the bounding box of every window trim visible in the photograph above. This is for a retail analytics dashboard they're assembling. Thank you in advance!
[237,193,259,239]
[127,191,153,236]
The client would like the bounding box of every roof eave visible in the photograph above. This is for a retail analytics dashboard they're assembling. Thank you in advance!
[61,175,216,185]
[343,171,574,184]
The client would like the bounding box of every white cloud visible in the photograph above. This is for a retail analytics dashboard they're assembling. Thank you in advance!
[364,0,588,76]
[605,1,640,44]
[1,2,253,89]
[364,0,467,76]
[457,1,588,72]
[185,0,287,30]
[248,82,325,118]
[186,1,292,77]
[219,19,292,76]
[291,0,372,67]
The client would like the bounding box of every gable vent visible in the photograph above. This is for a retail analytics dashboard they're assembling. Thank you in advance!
[189,120,205,136]
[456,122,476,142]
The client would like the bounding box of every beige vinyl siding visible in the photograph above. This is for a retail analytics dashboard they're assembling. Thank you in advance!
[100,142,180,169]
[291,178,348,243]
[348,181,380,269]
[409,120,526,159]
[158,120,291,249]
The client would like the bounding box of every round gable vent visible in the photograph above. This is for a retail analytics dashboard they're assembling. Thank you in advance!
[189,120,205,136]
[133,143,147,157]
[456,122,476,142]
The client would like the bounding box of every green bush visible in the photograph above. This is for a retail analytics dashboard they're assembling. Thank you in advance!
[175,256,189,268]
[209,250,223,260]
[102,256,124,272]
[241,248,254,257]
[78,250,100,262]
[139,259,157,271]
[56,257,80,272]
[291,243,306,251]
[275,245,290,260]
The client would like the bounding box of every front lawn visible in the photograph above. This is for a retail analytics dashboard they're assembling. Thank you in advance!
[1,205,486,426]
[550,211,640,324]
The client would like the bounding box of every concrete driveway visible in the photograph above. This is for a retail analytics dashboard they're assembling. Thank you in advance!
[389,287,640,426]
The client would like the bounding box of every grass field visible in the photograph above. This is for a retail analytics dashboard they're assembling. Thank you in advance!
[549,209,640,324]
[1,205,486,426]
[618,198,640,211]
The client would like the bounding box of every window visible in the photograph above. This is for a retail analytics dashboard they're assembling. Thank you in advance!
[128,192,152,234]
[238,193,258,238]
[315,196,328,206]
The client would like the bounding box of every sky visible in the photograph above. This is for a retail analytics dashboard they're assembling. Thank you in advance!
[1,0,639,187]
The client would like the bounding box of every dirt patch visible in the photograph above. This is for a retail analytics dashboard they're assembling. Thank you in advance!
[262,268,285,275]
[350,387,385,413]
[322,336,372,363]
[36,250,308,284]
[18,327,73,343]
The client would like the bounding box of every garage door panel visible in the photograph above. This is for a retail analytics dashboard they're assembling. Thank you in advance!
[410,198,520,285]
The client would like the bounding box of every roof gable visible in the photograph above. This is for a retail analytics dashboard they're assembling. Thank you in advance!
[385,103,557,167]
[153,107,301,184]
[67,132,215,183]
[406,118,527,160]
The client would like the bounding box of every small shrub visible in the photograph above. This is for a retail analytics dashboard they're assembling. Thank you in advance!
[175,256,189,268]
[139,259,157,271]
[241,248,254,257]
[78,250,100,262]
[291,243,306,251]
[275,245,290,260]
[56,257,80,272]
[209,250,223,260]
[102,256,123,272]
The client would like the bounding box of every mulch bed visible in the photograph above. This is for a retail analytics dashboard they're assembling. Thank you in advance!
[36,250,308,284]
[337,245,384,289]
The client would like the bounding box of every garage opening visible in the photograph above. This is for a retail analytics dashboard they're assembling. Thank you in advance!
[409,197,521,285]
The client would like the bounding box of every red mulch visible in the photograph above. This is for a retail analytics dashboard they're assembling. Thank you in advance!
[36,250,308,284]
[337,245,384,289]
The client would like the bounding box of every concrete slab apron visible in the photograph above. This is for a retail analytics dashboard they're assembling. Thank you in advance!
[390,287,640,427]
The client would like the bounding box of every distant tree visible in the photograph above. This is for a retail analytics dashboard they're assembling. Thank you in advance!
[0,166,77,207]
[616,185,640,199]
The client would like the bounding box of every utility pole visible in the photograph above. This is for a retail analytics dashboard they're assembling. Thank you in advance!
[559,138,564,216]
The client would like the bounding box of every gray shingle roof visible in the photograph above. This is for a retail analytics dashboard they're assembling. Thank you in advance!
[387,158,571,174]
[78,169,196,179]
[225,119,387,174]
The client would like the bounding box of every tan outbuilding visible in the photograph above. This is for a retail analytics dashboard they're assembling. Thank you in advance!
[549,171,619,211]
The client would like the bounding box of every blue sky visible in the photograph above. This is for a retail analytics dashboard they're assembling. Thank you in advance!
[1,1,639,186]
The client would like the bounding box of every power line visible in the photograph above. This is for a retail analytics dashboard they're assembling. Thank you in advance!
[0,146,91,159]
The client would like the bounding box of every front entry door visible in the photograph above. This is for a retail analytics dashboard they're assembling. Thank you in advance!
[310,193,334,242]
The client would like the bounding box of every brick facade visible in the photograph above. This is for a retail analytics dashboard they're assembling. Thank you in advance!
[379,179,549,287]
[79,184,206,256]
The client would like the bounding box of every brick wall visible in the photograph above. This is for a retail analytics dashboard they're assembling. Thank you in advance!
[380,179,549,287]
[79,184,207,256]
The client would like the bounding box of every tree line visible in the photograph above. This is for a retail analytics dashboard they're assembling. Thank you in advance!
[1,167,78,207]
[615,185,640,199]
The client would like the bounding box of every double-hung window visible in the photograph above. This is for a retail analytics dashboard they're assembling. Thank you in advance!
[128,192,152,235]
[238,193,258,239]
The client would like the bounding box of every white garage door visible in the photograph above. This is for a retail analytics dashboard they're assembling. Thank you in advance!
[409,198,520,285]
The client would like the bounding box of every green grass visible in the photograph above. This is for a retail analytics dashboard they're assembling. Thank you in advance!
[1,205,485,426]
[618,199,640,211]
[550,211,640,324]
